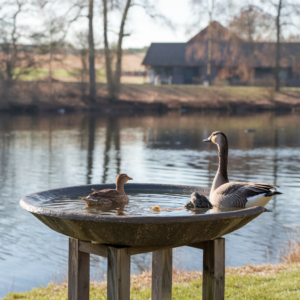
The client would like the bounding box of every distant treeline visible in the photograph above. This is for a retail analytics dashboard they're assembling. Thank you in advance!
[0,0,299,106]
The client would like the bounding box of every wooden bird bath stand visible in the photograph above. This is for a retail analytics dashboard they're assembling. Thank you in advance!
[68,237,225,300]
[20,183,266,300]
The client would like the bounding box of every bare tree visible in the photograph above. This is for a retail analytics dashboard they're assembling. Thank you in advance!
[0,0,35,84]
[229,5,273,42]
[274,0,283,91]
[0,0,37,99]
[114,0,131,91]
[102,0,131,101]
[88,0,96,101]
[228,4,274,83]
[37,1,84,82]
[190,0,229,85]
[262,0,300,91]
[102,0,115,100]
[73,30,89,94]
[41,15,69,81]
[102,0,171,101]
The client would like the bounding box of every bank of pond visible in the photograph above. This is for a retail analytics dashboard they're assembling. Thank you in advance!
[4,263,300,300]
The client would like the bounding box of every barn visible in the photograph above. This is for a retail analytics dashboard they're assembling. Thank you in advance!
[142,22,300,86]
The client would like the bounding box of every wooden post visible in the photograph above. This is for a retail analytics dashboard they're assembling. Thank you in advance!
[202,238,225,300]
[68,238,90,300]
[152,248,173,300]
[107,246,131,300]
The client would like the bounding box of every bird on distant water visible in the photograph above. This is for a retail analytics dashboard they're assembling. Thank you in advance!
[82,174,133,206]
[244,128,255,133]
[203,131,282,208]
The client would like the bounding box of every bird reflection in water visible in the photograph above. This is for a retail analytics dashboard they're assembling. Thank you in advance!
[84,202,127,216]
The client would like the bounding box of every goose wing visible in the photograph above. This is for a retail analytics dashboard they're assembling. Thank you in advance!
[89,188,123,200]
[232,180,280,188]
[215,182,277,208]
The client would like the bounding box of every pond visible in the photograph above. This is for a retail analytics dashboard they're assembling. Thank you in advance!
[0,111,300,297]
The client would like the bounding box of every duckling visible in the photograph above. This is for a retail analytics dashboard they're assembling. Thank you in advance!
[82,174,133,206]
[185,192,212,209]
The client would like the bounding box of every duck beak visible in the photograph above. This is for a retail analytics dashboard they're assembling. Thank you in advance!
[128,177,133,180]
[203,135,211,142]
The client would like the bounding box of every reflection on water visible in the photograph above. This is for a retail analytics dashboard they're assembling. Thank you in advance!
[1,111,300,296]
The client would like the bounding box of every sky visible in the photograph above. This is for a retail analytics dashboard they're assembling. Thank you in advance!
[90,0,236,48]
[117,1,195,48]
[68,0,203,48]
[1,0,299,49]
[64,0,300,48]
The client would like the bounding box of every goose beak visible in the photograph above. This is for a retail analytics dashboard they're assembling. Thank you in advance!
[203,136,211,142]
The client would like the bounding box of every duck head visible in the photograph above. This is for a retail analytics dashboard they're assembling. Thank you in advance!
[116,174,133,192]
[203,131,228,147]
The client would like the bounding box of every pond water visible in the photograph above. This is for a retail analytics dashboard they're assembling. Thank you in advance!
[44,191,244,216]
[46,193,197,216]
[0,111,300,297]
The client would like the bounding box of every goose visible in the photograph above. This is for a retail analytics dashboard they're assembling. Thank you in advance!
[82,174,133,206]
[203,131,282,208]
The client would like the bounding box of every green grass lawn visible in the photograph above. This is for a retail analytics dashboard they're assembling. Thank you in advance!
[5,264,300,300]
[16,68,107,82]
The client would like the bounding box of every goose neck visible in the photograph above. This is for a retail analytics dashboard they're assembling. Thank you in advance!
[217,143,229,182]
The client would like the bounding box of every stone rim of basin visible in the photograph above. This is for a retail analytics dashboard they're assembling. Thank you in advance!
[19,183,267,247]
[20,183,266,222]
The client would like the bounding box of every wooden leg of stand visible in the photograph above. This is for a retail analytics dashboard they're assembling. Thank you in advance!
[202,238,225,300]
[68,238,90,300]
[152,248,172,300]
[107,247,131,300]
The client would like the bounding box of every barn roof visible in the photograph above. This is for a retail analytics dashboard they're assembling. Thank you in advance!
[142,41,300,68]
[188,21,242,43]
[142,22,300,68]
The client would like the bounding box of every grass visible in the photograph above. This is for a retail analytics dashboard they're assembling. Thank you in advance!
[5,264,300,300]
[282,230,300,264]
[17,68,108,82]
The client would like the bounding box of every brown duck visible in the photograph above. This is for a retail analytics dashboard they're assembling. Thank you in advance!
[82,174,133,206]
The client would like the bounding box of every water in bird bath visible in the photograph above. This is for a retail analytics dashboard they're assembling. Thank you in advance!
[42,191,243,216]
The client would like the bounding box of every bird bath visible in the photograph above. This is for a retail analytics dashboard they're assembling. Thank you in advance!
[20,183,266,300]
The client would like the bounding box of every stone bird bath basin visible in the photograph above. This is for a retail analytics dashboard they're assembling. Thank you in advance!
[20,183,266,248]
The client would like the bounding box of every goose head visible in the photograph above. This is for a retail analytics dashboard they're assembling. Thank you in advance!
[203,131,228,148]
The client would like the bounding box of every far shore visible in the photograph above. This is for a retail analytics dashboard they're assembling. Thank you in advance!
[1,82,300,113]
[4,262,300,299]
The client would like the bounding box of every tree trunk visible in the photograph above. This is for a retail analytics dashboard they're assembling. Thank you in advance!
[207,19,212,84]
[206,0,215,85]
[49,46,53,81]
[114,0,131,96]
[88,0,96,101]
[275,0,282,92]
[102,0,115,101]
